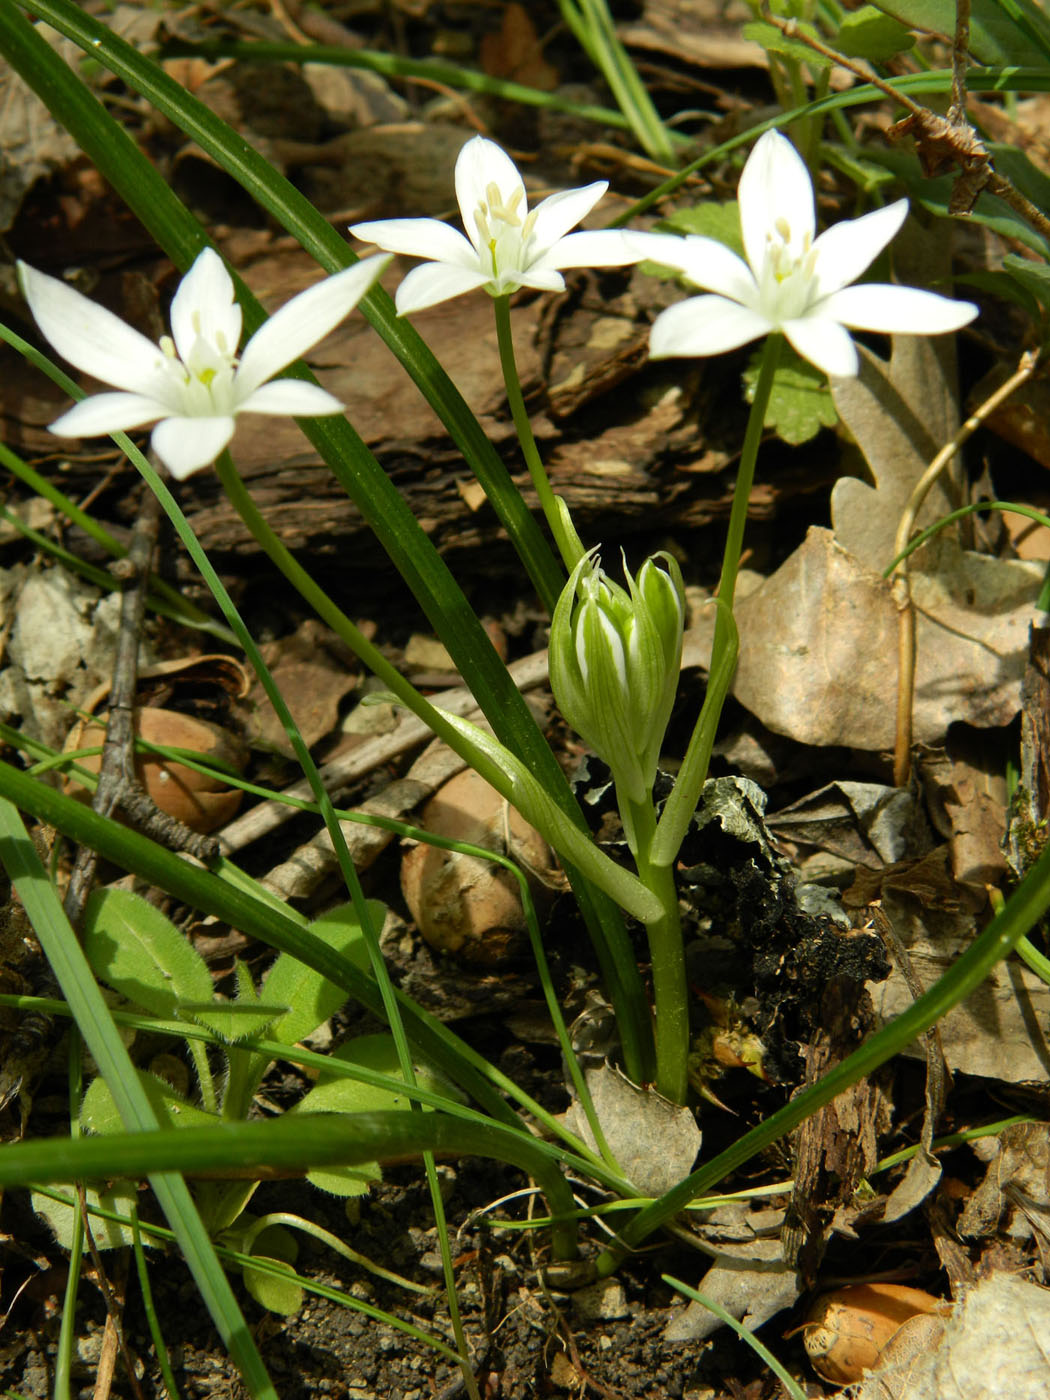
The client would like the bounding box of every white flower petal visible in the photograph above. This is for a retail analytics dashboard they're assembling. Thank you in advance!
[237,380,345,416]
[393,261,493,314]
[649,295,772,359]
[350,217,478,267]
[510,268,566,294]
[820,283,979,335]
[630,232,756,303]
[810,200,908,298]
[18,262,169,395]
[531,228,642,271]
[529,183,608,252]
[169,249,241,364]
[49,391,171,438]
[454,136,526,245]
[150,415,236,479]
[236,256,389,396]
[782,316,858,377]
[739,130,814,274]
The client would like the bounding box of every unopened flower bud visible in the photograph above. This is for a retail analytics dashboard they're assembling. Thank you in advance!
[549,549,684,810]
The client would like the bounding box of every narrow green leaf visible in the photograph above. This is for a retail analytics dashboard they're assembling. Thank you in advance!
[0,800,279,1400]
[869,0,1050,65]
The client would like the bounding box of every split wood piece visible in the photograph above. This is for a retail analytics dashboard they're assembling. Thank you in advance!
[782,972,889,1285]
[218,647,551,853]
[261,737,467,904]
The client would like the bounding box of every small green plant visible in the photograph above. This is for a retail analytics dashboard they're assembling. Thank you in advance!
[32,886,456,1313]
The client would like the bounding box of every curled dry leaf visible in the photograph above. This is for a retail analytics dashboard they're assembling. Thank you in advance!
[400,768,555,966]
[66,708,248,835]
[801,1282,947,1384]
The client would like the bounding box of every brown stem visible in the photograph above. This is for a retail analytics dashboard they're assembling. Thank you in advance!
[891,351,1040,786]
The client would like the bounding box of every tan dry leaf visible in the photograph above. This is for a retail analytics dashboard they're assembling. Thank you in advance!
[851,1275,1050,1400]
[730,526,1040,751]
[564,1063,701,1197]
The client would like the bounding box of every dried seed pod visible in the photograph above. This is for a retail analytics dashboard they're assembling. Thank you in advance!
[801,1282,947,1384]
[66,708,247,834]
[400,768,554,965]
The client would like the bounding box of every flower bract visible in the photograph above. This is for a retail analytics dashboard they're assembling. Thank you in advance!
[350,135,642,314]
[549,549,685,843]
[632,129,978,377]
[18,249,390,479]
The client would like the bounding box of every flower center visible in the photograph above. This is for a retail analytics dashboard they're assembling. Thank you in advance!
[473,182,539,280]
[159,327,236,411]
[761,218,819,319]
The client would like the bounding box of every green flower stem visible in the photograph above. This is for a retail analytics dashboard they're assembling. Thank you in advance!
[650,340,779,873]
[493,295,581,571]
[704,332,781,742]
[653,598,737,868]
[628,792,688,1105]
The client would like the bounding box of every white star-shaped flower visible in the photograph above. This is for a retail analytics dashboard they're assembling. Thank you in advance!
[350,135,642,314]
[18,248,390,479]
[633,129,978,377]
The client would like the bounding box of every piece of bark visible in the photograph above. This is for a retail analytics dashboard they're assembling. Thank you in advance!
[782,974,889,1284]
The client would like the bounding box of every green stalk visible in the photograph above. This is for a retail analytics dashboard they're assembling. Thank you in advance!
[131,1211,180,1400]
[214,456,656,926]
[493,295,580,571]
[156,37,635,134]
[627,795,687,1105]
[712,334,781,662]
[651,337,780,871]
[557,0,676,166]
[0,1112,581,1262]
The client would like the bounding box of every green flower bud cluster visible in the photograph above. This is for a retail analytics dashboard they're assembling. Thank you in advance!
[549,548,685,823]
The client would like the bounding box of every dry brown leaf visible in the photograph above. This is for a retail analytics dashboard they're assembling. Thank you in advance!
[564,1063,701,1197]
[730,527,1040,751]
[852,1274,1050,1400]
[872,893,1050,1083]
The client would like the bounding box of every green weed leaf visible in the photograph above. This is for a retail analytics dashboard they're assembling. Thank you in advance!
[744,347,838,444]
[82,887,213,1018]
[657,201,744,258]
[835,5,915,59]
[32,1184,145,1251]
[81,1070,218,1134]
[264,901,380,1048]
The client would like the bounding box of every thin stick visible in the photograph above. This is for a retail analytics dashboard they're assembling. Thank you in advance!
[891,351,1039,786]
[948,0,971,127]
[760,5,1050,242]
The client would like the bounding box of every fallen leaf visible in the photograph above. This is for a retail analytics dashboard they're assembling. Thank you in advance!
[730,527,1040,751]
[564,1063,701,1197]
